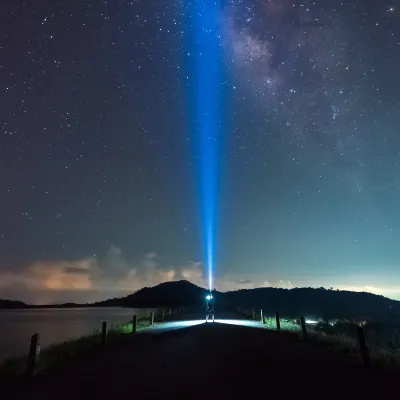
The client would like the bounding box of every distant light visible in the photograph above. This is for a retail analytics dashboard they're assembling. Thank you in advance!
[215,319,264,328]
[206,294,213,301]
[305,319,318,325]
[143,318,267,332]
[144,320,204,332]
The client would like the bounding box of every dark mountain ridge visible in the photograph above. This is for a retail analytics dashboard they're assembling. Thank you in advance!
[94,280,208,308]
[2,281,399,320]
[0,299,27,309]
[226,286,400,320]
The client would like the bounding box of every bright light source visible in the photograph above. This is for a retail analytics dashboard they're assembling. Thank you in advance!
[143,318,268,332]
[214,319,264,328]
[206,294,213,301]
[144,320,204,332]
[305,319,318,325]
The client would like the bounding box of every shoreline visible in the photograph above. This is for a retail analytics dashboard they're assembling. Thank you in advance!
[0,316,154,382]
[0,305,148,310]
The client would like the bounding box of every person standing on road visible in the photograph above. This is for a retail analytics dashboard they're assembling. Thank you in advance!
[205,294,215,322]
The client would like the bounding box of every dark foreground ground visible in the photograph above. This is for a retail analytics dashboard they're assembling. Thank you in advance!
[3,318,399,399]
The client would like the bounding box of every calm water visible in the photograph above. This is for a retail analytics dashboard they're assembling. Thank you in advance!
[0,307,153,362]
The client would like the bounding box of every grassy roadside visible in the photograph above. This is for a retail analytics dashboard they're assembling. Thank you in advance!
[0,317,152,381]
[236,307,400,369]
[261,316,400,369]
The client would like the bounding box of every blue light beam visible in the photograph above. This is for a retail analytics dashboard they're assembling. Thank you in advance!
[191,1,222,291]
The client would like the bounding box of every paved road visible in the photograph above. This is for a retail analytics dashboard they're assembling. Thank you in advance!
[4,321,399,399]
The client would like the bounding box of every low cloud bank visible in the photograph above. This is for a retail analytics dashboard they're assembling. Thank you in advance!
[1,246,398,303]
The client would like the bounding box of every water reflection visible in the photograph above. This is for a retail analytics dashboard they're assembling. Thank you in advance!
[0,307,153,362]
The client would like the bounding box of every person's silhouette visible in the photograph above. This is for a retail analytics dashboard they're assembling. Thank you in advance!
[205,294,215,322]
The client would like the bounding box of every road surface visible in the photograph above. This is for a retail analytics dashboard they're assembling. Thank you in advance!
[3,320,398,399]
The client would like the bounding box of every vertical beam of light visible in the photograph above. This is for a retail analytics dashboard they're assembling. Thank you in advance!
[191,1,222,291]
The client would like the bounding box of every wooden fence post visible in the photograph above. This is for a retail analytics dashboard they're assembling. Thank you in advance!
[357,326,371,367]
[162,309,165,321]
[26,333,40,377]
[252,308,256,320]
[275,312,281,330]
[300,316,307,340]
[169,308,172,316]
[132,315,137,333]
[151,312,155,325]
[260,309,264,324]
[101,321,108,346]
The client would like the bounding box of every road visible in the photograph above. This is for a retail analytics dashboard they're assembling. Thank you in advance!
[4,319,399,399]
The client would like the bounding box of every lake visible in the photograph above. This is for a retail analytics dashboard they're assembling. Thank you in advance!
[0,307,154,363]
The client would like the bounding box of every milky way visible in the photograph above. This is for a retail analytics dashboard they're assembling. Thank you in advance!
[220,0,399,192]
[1,0,400,303]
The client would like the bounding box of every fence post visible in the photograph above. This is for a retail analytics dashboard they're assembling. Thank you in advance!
[252,308,256,320]
[260,309,264,324]
[357,326,371,367]
[300,316,307,340]
[151,312,155,325]
[26,333,40,377]
[101,321,108,346]
[169,308,172,316]
[132,315,137,333]
[275,312,281,330]
[162,309,165,321]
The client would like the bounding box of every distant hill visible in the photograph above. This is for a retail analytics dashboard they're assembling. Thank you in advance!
[95,281,400,320]
[2,281,400,320]
[0,299,89,310]
[224,287,400,320]
[0,299,27,309]
[96,280,209,308]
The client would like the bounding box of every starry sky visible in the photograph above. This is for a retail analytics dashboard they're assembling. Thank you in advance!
[1,0,400,304]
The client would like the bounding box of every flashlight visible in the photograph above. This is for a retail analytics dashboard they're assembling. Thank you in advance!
[206,294,213,301]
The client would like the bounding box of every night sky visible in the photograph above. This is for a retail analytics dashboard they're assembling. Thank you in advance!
[1,0,400,304]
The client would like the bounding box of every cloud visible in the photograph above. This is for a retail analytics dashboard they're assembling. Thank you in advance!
[214,276,294,292]
[332,285,385,295]
[0,246,297,304]
[2,247,400,303]
[0,259,94,291]
[0,248,205,304]
[64,266,92,275]
[234,279,253,285]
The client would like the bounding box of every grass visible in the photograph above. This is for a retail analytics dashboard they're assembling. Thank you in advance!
[263,316,301,332]
[0,316,153,381]
[260,315,400,369]
[236,307,400,369]
[5,307,400,380]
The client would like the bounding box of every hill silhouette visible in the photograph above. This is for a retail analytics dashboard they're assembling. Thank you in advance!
[225,287,400,320]
[0,299,27,309]
[2,281,400,320]
[96,280,210,308]
[95,281,400,320]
